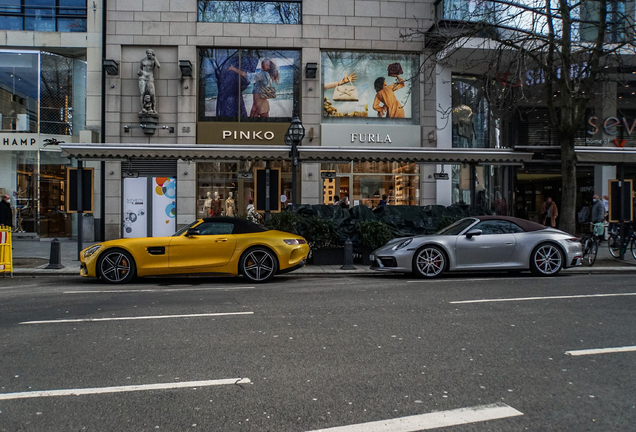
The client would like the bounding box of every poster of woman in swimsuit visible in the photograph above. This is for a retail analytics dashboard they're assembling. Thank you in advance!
[199,49,300,122]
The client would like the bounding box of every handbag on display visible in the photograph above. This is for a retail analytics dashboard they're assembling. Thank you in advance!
[388,62,403,76]
[259,86,276,99]
[333,81,359,102]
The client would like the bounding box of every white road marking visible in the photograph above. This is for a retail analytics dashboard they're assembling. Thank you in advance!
[63,286,255,294]
[565,346,636,356]
[451,292,636,304]
[305,403,523,432]
[19,311,254,325]
[0,378,251,401]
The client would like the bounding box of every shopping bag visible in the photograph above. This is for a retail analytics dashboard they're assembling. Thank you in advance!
[259,86,276,99]
[388,62,403,76]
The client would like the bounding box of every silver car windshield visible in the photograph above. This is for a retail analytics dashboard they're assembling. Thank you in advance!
[436,218,476,235]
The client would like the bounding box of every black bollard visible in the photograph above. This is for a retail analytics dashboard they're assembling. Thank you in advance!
[341,239,355,270]
[45,238,65,269]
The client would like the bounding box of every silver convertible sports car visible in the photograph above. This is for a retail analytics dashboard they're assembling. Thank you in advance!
[370,216,583,278]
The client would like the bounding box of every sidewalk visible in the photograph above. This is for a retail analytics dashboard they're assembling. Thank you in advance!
[5,237,636,277]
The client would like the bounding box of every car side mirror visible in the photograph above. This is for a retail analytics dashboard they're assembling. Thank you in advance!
[185,228,200,236]
[465,229,482,239]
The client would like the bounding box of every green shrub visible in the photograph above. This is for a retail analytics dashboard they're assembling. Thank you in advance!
[304,217,339,249]
[356,220,393,250]
[434,214,461,232]
[264,211,302,235]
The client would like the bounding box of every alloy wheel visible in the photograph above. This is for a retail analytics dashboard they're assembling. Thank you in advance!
[243,249,275,282]
[415,247,445,277]
[99,251,133,283]
[533,245,562,275]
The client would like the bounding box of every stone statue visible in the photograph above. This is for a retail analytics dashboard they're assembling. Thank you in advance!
[138,49,160,116]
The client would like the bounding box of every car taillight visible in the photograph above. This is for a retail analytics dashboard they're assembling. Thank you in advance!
[284,239,307,245]
[566,237,580,243]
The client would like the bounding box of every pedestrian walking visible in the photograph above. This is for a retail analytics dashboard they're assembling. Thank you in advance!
[540,196,558,227]
[591,194,605,241]
[0,193,12,228]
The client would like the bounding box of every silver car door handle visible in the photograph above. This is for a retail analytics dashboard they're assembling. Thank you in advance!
[505,242,514,245]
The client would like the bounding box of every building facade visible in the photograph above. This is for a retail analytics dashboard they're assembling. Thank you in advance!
[1,0,103,239]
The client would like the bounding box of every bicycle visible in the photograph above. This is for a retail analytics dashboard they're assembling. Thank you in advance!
[607,224,636,260]
[580,222,603,266]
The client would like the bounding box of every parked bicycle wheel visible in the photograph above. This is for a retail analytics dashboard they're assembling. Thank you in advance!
[631,237,636,260]
[608,234,621,258]
[587,238,598,266]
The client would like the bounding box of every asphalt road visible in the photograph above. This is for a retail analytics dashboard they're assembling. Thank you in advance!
[1,273,635,431]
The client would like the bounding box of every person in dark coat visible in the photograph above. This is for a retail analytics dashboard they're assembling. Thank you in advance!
[0,194,12,228]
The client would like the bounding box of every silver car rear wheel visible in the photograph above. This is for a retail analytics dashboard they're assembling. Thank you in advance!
[413,246,446,278]
[530,243,563,276]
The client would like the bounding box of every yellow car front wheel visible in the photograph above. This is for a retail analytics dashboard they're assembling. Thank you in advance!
[98,249,136,284]
[240,247,278,283]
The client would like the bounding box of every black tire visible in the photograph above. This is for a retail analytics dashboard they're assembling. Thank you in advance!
[608,234,621,258]
[97,248,136,284]
[240,247,278,283]
[631,238,636,261]
[587,239,598,266]
[530,243,563,276]
[412,245,447,278]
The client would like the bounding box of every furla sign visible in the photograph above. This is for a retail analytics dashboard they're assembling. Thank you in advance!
[322,125,420,147]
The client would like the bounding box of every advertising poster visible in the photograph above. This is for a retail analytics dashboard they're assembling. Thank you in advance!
[199,49,300,122]
[322,51,417,120]
[123,177,147,238]
[152,177,177,237]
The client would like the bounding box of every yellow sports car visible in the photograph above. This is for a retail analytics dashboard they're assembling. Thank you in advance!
[80,217,309,284]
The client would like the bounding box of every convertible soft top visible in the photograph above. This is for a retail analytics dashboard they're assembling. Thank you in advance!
[475,215,548,232]
[201,217,270,234]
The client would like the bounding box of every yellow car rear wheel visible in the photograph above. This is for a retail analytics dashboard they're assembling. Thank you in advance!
[97,248,136,284]
[240,246,278,283]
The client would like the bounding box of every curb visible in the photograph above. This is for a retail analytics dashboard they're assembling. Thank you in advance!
[8,266,636,277]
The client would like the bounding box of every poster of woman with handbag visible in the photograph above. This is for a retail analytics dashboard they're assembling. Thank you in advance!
[372,75,406,118]
[229,58,280,118]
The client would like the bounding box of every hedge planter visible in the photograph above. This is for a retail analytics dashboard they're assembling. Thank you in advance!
[311,248,344,266]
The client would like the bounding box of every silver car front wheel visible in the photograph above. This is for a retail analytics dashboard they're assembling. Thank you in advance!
[413,246,446,278]
[530,243,563,276]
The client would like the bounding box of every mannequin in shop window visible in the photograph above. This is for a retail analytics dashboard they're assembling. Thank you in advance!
[225,192,236,217]
[210,192,223,217]
[203,192,213,217]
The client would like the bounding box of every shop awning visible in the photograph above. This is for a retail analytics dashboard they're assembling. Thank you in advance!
[298,146,534,164]
[61,143,534,165]
[575,146,636,164]
[60,143,291,161]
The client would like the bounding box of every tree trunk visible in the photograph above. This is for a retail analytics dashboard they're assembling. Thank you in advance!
[560,138,577,235]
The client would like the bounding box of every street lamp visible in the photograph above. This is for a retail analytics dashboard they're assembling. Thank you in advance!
[285,117,305,206]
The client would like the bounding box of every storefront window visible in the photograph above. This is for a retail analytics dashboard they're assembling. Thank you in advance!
[0,0,87,32]
[321,51,420,125]
[321,162,420,208]
[39,149,73,238]
[11,151,37,233]
[198,48,300,123]
[451,164,511,214]
[0,51,39,132]
[452,75,490,148]
[196,161,294,218]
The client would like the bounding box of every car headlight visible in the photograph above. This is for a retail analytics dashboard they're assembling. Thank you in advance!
[83,245,102,259]
[392,238,413,250]
[284,239,307,245]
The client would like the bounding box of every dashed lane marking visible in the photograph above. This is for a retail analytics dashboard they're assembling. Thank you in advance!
[0,378,251,400]
[450,292,636,304]
[566,346,636,356]
[305,402,523,432]
[19,311,254,325]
